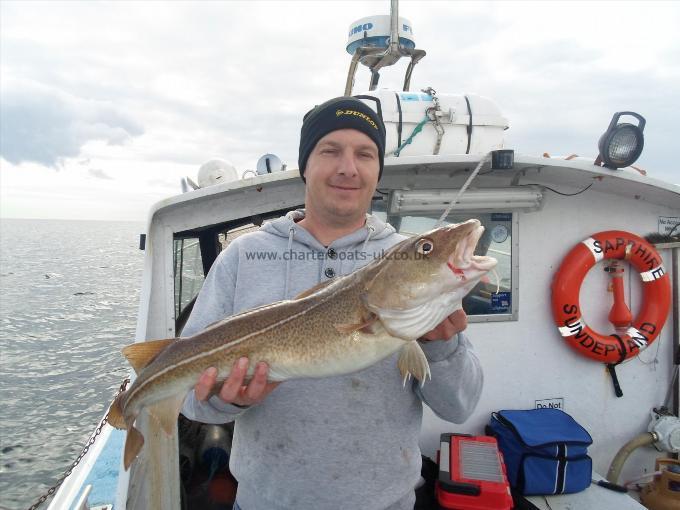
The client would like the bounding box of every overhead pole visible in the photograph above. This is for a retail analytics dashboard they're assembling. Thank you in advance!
[390,0,399,54]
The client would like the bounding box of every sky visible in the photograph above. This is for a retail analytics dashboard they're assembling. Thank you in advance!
[1,0,679,222]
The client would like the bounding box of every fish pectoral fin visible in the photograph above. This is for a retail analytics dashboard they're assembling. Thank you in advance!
[334,312,378,334]
[107,392,127,430]
[147,394,186,436]
[397,341,432,388]
[124,426,144,471]
[122,338,175,374]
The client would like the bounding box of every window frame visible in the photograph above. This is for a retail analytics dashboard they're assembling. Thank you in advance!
[468,212,518,323]
[171,206,303,333]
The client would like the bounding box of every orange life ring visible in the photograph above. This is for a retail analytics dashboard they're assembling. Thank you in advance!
[551,231,671,364]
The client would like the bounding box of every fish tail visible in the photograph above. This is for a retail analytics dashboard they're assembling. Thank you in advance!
[107,392,127,430]
[123,426,145,470]
[108,389,145,470]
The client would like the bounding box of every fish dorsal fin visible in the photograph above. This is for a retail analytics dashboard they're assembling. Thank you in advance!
[202,300,283,331]
[294,279,334,300]
[122,339,175,374]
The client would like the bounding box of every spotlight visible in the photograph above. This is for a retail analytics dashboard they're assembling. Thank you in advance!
[597,112,645,169]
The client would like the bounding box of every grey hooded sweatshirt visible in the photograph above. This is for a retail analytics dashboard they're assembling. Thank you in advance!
[181,210,483,510]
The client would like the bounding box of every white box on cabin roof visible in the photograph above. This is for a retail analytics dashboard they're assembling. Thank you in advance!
[357,89,509,157]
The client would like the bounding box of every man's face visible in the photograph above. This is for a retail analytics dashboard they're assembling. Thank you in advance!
[304,128,380,225]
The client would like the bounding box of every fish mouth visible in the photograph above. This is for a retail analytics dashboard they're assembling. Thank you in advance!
[448,223,497,273]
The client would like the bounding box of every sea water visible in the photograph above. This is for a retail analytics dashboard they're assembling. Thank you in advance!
[0,216,513,509]
[0,219,144,510]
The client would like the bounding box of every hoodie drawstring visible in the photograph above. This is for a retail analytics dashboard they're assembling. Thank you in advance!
[351,225,375,271]
[283,226,295,299]
[284,221,377,297]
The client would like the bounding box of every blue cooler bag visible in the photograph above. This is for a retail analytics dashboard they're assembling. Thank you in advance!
[488,409,593,495]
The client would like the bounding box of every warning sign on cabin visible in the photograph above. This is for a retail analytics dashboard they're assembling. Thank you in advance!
[658,216,680,236]
[535,398,564,410]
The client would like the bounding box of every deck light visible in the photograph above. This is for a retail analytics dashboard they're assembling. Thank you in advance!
[597,112,645,169]
[388,187,543,214]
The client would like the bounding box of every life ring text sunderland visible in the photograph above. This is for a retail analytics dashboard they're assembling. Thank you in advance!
[551,231,671,364]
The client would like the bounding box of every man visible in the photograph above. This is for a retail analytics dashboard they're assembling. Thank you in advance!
[181,97,483,510]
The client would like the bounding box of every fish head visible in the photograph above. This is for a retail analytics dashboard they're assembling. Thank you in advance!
[363,219,497,339]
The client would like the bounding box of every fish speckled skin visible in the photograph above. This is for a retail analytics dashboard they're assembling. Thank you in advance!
[108,218,497,469]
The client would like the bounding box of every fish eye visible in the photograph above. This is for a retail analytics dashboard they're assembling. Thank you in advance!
[416,238,434,256]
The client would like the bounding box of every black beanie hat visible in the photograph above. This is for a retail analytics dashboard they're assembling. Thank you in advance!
[298,96,386,182]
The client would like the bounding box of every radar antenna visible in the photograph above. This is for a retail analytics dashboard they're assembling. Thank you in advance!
[344,0,426,95]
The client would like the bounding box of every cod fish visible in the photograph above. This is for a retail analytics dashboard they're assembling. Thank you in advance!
[108,219,497,469]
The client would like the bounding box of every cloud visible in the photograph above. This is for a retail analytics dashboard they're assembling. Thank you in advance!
[146,177,183,189]
[0,78,144,168]
[507,40,602,73]
[1,0,678,220]
[88,168,114,180]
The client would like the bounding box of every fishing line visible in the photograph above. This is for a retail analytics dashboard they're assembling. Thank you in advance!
[434,152,491,227]
[490,267,500,294]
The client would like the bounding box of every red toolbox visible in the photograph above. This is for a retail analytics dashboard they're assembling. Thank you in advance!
[436,434,513,510]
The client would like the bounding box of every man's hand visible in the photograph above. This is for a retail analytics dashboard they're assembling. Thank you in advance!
[194,357,280,407]
[420,309,468,342]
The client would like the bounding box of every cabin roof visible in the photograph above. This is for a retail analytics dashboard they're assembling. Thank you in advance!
[146,154,679,225]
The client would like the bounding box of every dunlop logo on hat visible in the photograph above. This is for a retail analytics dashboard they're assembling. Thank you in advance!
[335,109,379,130]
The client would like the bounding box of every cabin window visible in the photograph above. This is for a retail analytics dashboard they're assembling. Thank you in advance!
[174,238,205,327]
[371,197,517,321]
[172,208,301,333]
